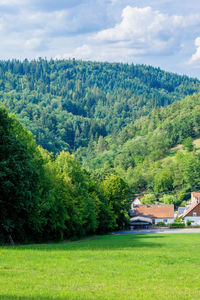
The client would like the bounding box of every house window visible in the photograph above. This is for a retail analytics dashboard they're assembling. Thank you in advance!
[163,219,167,223]
[193,212,197,216]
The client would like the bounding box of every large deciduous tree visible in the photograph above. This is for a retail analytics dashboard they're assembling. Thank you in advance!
[0,107,42,242]
[102,174,129,229]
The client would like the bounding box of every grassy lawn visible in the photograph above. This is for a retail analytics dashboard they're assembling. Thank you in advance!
[0,234,200,300]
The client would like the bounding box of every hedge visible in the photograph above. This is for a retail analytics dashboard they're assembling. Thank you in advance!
[169,223,185,229]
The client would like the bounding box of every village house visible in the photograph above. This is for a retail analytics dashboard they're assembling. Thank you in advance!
[130,199,174,229]
[131,196,143,206]
[175,207,186,218]
[182,192,200,225]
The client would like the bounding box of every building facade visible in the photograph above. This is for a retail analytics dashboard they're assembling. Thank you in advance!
[130,200,174,229]
[182,192,200,225]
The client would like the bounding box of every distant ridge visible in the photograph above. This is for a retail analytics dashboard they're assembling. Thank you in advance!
[0,59,199,154]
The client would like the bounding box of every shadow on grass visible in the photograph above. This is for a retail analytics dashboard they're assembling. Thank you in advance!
[0,234,166,252]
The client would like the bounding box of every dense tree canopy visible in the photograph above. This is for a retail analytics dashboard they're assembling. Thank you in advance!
[0,106,128,243]
[0,59,199,154]
[102,174,129,228]
[78,92,200,208]
[2,59,200,243]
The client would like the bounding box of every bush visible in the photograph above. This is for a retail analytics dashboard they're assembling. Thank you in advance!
[156,222,167,227]
[174,217,182,223]
[186,220,191,226]
[170,223,185,229]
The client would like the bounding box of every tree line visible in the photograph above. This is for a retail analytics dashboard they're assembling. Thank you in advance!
[0,59,199,154]
[0,106,129,243]
[79,93,200,207]
[1,59,200,240]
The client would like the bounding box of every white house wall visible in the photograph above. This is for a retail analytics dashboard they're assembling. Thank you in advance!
[155,218,174,224]
[184,216,200,225]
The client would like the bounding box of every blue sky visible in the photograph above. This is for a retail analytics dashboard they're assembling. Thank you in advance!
[0,0,200,78]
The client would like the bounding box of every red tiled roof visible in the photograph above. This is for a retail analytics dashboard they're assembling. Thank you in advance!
[183,199,199,217]
[191,192,200,197]
[136,205,174,218]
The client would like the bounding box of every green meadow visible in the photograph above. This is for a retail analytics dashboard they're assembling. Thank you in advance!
[0,234,200,300]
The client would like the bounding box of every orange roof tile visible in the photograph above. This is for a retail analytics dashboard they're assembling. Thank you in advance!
[136,205,174,218]
[192,192,200,197]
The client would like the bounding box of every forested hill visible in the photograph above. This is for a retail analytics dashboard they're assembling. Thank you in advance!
[0,104,131,243]
[0,59,200,153]
[79,92,200,206]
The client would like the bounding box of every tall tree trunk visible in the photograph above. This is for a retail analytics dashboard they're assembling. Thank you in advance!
[7,234,14,246]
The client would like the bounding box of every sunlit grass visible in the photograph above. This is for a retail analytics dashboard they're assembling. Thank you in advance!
[0,234,200,299]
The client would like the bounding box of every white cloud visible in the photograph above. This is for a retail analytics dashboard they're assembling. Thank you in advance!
[56,44,93,60]
[0,0,26,5]
[56,43,147,62]
[57,5,200,63]
[188,37,200,65]
[94,6,200,55]
[96,6,164,42]
[25,38,45,50]
[0,1,199,77]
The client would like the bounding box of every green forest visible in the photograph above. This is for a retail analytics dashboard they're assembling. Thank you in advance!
[0,106,130,243]
[85,93,200,207]
[1,58,200,243]
[0,59,199,153]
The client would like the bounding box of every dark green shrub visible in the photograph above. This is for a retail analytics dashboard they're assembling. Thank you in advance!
[156,222,167,227]
[186,220,191,226]
[170,223,185,228]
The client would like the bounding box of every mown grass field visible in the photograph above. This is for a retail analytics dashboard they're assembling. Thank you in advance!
[0,233,200,300]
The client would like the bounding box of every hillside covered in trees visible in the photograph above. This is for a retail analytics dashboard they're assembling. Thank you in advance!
[2,59,200,243]
[0,105,130,243]
[0,59,200,154]
[80,92,200,208]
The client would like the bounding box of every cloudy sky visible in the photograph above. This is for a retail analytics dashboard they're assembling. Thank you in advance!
[0,0,200,78]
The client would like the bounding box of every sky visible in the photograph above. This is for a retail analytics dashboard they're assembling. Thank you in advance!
[0,0,200,78]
